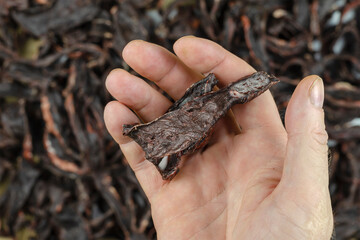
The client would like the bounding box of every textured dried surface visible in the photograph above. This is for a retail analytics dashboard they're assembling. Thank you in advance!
[123,72,279,180]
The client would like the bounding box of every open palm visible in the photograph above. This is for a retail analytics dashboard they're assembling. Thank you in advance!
[104,36,333,240]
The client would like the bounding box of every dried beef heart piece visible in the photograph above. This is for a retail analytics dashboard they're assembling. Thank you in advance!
[123,71,279,180]
[167,73,218,112]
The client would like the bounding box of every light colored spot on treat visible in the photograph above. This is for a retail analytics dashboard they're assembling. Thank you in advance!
[230,90,242,98]
[158,155,169,171]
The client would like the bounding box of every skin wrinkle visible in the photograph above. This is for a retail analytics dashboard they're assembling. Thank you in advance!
[264,213,274,240]
[244,157,282,189]
[202,52,227,78]
[131,156,151,173]
[273,199,308,239]
[286,133,328,168]
[198,151,229,199]
[223,157,252,213]
[201,134,233,176]
[307,142,329,160]
[220,137,231,181]
[106,69,171,129]
[242,148,279,178]
[187,204,227,240]
[264,199,301,240]
[156,56,178,86]
[242,129,287,163]
[252,168,281,190]
[241,117,286,134]
[310,128,328,147]
[278,226,301,240]
[287,128,327,145]
[133,90,154,119]
[228,180,251,236]
[157,185,227,233]
[222,138,248,189]
[234,167,280,227]
[120,141,143,163]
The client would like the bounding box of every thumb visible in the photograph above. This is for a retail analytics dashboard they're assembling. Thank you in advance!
[282,75,329,189]
[277,75,333,239]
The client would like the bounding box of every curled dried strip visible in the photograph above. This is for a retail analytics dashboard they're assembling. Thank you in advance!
[123,71,279,180]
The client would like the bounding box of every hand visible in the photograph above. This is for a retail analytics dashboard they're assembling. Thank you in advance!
[104,36,333,239]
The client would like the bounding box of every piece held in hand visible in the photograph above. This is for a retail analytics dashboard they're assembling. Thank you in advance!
[123,71,279,180]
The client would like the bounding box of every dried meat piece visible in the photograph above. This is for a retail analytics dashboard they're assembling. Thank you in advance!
[167,72,218,112]
[123,71,279,180]
[12,0,99,36]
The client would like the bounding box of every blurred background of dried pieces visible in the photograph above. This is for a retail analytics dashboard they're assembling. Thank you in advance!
[0,0,359,239]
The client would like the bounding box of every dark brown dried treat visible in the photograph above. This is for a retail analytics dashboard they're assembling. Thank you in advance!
[123,71,279,180]
[167,73,218,112]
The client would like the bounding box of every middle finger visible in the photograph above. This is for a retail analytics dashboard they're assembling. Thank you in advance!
[122,40,203,100]
[106,68,172,122]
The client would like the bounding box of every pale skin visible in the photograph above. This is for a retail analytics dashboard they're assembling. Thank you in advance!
[104,36,334,240]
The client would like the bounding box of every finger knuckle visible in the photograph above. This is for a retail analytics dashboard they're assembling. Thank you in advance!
[308,129,329,155]
[311,128,329,146]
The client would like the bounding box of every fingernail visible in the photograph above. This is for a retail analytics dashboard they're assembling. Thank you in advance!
[309,76,324,108]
